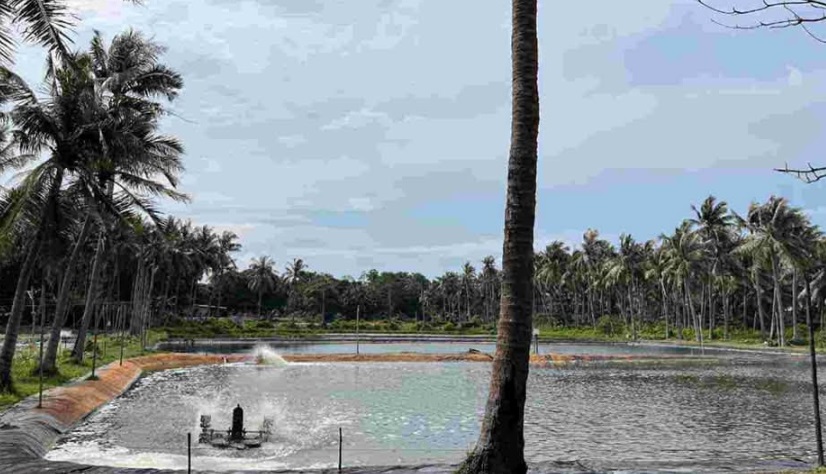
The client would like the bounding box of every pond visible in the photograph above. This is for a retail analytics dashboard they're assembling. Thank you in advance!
[45,344,820,473]
[157,340,756,358]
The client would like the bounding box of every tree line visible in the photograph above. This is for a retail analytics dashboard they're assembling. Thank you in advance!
[200,194,826,349]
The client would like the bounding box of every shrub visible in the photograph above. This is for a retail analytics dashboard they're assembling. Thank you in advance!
[596,315,617,336]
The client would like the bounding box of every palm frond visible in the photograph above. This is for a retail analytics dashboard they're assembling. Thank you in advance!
[10,0,76,60]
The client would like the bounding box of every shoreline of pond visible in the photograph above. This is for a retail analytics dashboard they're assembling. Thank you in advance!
[155,333,813,358]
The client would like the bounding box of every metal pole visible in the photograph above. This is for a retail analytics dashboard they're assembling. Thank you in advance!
[356,305,360,356]
[338,427,342,473]
[187,432,192,474]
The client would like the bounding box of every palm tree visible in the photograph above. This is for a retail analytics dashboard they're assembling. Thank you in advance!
[247,256,277,317]
[480,256,498,322]
[662,220,709,343]
[0,0,74,64]
[461,0,538,471]
[68,30,184,363]
[737,197,810,346]
[461,261,476,321]
[604,234,643,339]
[690,195,736,340]
[644,244,671,338]
[211,231,240,316]
[284,258,306,317]
[0,53,103,390]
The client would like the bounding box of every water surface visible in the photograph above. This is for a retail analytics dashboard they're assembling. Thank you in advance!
[47,354,821,472]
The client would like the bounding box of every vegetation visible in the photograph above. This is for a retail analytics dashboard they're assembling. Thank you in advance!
[0,329,165,409]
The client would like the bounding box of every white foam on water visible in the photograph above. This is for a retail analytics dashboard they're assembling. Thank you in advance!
[45,441,331,471]
[251,345,289,367]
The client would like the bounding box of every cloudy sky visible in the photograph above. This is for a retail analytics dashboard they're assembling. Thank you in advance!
[10,0,826,278]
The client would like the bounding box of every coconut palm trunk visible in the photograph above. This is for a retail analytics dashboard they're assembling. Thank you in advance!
[460,0,538,471]
[772,257,786,346]
[39,215,94,374]
[793,270,799,341]
[685,279,703,345]
[71,232,106,361]
[0,235,42,391]
[805,276,825,466]
[754,274,767,337]
[0,165,66,392]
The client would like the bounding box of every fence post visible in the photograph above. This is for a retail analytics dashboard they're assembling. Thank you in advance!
[338,427,342,473]
[119,306,125,366]
[188,432,192,474]
[355,306,360,356]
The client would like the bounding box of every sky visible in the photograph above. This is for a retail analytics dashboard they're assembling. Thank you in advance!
[10,0,826,278]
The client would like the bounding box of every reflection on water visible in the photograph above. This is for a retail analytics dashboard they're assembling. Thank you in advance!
[47,357,823,472]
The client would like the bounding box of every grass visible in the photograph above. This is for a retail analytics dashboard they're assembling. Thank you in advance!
[0,329,167,410]
[159,315,826,354]
[163,317,498,339]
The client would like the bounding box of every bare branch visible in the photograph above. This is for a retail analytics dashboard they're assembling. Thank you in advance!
[698,0,826,41]
[773,162,826,183]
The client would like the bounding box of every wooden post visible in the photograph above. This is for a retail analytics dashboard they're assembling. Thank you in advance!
[356,305,360,356]
[338,427,342,473]
[187,432,192,473]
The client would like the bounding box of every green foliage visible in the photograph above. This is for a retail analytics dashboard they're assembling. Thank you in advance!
[0,330,166,409]
[596,316,621,336]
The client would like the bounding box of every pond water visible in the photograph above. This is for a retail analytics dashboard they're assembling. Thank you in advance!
[45,345,821,473]
[159,340,750,358]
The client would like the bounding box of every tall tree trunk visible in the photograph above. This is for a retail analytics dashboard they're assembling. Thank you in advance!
[708,284,716,340]
[722,292,729,340]
[0,236,42,392]
[742,284,748,328]
[793,270,800,341]
[754,272,767,337]
[39,215,94,375]
[772,257,786,346]
[675,288,684,341]
[461,0,537,470]
[0,165,66,392]
[130,261,145,335]
[660,279,669,339]
[685,279,703,346]
[72,233,107,361]
[805,276,825,466]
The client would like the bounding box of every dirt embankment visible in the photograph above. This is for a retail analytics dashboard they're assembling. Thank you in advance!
[35,353,249,427]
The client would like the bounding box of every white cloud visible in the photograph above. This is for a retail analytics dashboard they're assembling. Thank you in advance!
[321,108,393,131]
[210,223,256,238]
